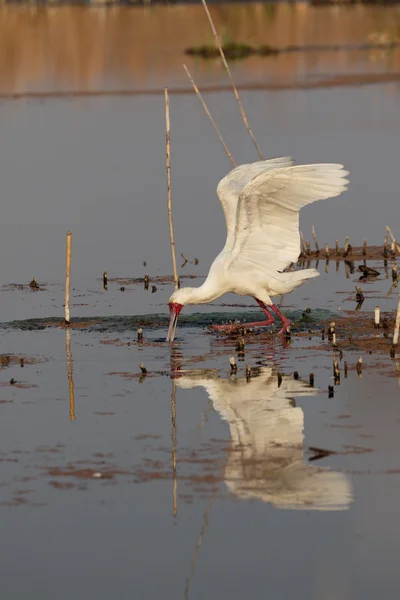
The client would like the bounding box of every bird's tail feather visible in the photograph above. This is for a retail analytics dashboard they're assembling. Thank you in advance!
[271,268,319,295]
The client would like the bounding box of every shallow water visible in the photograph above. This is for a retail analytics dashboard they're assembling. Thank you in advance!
[1,2,400,599]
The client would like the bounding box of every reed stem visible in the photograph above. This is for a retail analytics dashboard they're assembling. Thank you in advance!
[65,231,71,325]
[183,64,236,167]
[200,0,264,160]
[164,88,179,291]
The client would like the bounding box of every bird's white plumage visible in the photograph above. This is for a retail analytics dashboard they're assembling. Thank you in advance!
[176,368,353,511]
[216,156,294,249]
[224,162,349,274]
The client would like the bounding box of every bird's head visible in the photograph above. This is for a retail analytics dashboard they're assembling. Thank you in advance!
[166,289,186,342]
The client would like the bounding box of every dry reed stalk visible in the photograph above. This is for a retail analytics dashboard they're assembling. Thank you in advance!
[386,225,400,254]
[393,294,400,346]
[200,0,264,160]
[65,231,71,325]
[183,64,236,167]
[164,89,179,291]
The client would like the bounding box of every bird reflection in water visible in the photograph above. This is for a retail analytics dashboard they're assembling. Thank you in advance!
[175,367,352,511]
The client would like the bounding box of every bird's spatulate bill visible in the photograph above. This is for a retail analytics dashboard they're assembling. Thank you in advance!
[166,303,183,342]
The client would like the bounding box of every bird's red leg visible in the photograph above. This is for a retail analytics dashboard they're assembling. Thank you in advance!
[269,304,291,334]
[210,299,274,333]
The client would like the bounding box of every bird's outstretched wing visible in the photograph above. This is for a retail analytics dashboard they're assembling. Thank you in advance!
[217,157,294,250]
[228,163,349,273]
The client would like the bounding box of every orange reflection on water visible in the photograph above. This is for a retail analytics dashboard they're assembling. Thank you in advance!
[0,3,399,94]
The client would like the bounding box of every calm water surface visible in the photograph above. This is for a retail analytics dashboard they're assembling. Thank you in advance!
[1,3,400,599]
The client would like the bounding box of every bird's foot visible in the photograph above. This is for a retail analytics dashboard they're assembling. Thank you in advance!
[278,320,291,335]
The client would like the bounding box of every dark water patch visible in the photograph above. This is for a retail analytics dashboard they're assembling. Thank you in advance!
[186,41,400,60]
[1,308,335,333]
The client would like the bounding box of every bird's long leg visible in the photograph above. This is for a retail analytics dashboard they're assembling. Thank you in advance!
[210,298,274,333]
[269,304,291,334]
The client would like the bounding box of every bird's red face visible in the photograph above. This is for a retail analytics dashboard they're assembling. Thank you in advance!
[166,302,183,342]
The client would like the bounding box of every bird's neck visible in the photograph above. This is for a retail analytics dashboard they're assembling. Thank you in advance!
[181,279,222,305]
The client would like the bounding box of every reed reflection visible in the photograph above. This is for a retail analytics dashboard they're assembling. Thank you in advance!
[65,327,75,421]
[176,367,352,511]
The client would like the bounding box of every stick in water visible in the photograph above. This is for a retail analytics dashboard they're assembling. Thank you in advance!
[65,231,71,325]
[200,0,264,160]
[164,89,179,291]
[183,64,236,168]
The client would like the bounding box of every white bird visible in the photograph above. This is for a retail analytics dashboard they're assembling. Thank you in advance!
[175,367,352,511]
[166,157,349,341]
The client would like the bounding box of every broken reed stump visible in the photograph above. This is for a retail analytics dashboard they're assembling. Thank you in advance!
[312,225,319,254]
[343,243,352,258]
[229,356,238,374]
[65,231,71,325]
[333,358,340,384]
[356,357,363,376]
[386,225,400,254]
[236,338,245,355]
[375,306,380,328]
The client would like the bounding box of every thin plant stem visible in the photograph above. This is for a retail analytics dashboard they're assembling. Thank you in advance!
[164,88,179,291]
[65,231,71,325]
[200,0,264,160]
[183,64,236,168]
